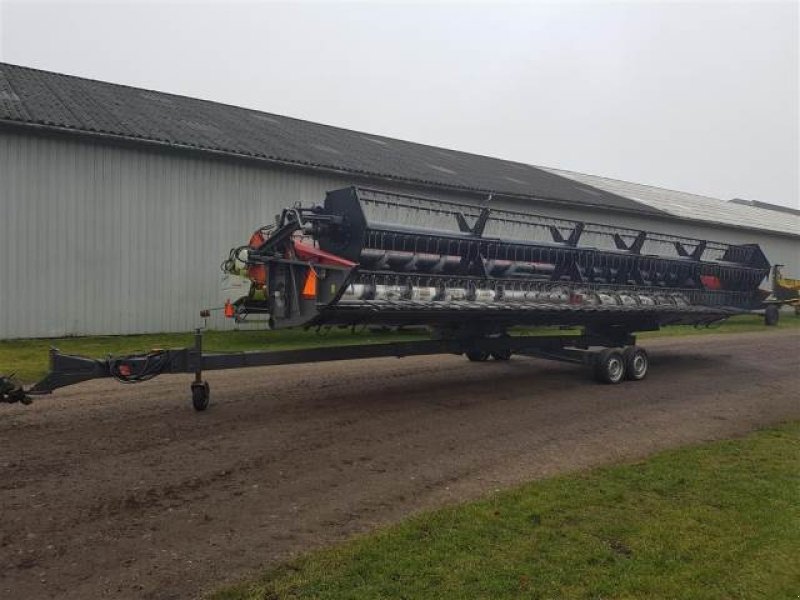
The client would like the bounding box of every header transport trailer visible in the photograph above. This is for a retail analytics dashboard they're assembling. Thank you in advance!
[1,187,769,411]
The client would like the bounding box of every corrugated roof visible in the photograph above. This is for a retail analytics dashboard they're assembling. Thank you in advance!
[0,61,796,238]
[0,62,653,215]
[540,167,800,238]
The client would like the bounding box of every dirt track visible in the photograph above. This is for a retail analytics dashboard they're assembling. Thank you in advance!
[1,330,798,599]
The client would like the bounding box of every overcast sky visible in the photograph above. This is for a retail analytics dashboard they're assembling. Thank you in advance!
[1,0,797,208]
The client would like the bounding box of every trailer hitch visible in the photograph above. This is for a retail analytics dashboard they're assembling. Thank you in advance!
[0,374,32,405]
[0,345,199,409]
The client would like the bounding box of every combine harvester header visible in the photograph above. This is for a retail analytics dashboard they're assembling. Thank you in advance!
[1,187,769,411]
[229,187,767,330]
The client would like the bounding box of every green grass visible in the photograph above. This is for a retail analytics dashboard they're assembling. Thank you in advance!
[638,312,800,339]
[1,314,797,383]
[212,422,800,600]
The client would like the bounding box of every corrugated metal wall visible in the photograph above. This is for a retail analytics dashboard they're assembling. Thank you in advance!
[1,129,798,339]
[0,131,353,338]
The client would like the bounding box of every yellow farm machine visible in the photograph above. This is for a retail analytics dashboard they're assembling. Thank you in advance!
[763,265,800,325]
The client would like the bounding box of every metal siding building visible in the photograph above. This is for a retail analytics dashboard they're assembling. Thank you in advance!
[1,130,350,337]
[0,63,798,339]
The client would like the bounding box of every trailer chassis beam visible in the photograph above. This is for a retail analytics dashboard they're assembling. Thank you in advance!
[4,329,637,409]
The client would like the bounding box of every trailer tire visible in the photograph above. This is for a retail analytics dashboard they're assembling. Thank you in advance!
[191,381,210,412]
[466,350,490,362]
[593,349,626,384]
[623,346,648,381]
[764,304,780,326]
[491,348,512,361]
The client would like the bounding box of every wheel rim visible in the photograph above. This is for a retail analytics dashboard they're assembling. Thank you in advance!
[632,354,647,376]
[608,357,623,381]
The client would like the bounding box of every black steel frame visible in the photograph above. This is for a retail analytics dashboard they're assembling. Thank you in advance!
[3,327,637,409]
[235,187,768,332]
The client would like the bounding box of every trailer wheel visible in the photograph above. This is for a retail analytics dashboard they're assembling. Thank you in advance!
[623,346,648,381]
[764,304,780,326]
[593,349,626,384]
[491,348,512,361]
[191,381,210,411]
[466,350,490,362]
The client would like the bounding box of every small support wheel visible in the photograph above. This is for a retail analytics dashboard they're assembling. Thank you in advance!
[593,349,626,384]
[191,381,210,412]
[491,348,512,361]
[622,346,648,381]
[764,304,780,326]
[466,349,490,362]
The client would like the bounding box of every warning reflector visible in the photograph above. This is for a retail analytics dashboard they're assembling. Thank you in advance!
[301,269,318,299]
[700,275,722,290]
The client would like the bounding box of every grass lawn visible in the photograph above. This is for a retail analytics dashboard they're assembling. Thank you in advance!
[1,314,797,383]
[637,312,800,339]
[212,421,800,600]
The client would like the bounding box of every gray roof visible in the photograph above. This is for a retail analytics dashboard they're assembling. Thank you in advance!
[0,61,796,238]
[729,197,800,216]
[0,62,651,215]
[540,167,800,238]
